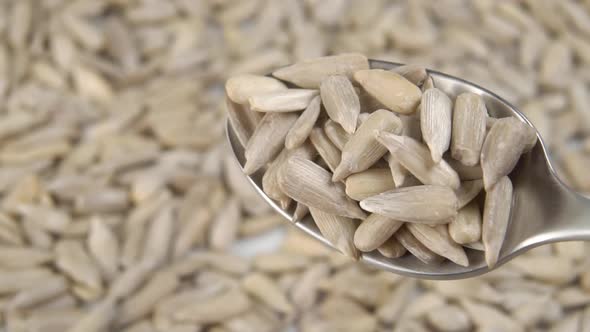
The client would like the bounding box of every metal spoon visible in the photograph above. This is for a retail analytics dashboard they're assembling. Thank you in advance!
[226,59,590,280]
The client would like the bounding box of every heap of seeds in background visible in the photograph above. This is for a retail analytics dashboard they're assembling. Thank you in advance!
[226,53,537,268]
[2,0,590,331]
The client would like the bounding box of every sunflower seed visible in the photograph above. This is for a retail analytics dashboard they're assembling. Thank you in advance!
[65,299,116,332]
[119,270,179,325]
[376,132,460,189]
[291,262,330,309]
[483,176,513,268]
[320,75,360,134]
[239,213,284,237]
[249,89,318,113]
[292,203,310,222]
[354,213,403,252]
[481,117,537,190]
[387,154,410,187]
[0,246,53,268]
[407,223,469,266]
[243,112,299,174]
[345,168,396,201]
[421,88,453,163]
[451,92,488,166]
[426,305,473,332]
[323,119,351,150]
[209,197,241,250]
[273,53,369,88]
[88,217,119,280]
[225,74,287,105]
[309,207,360,260]
[354,69,422,114]
[285,96,321,149]
[174,287,252,323]
[449,201,482,245]
[142,205,175,267]
[333,109,403,181]
[309,127,342,172]
[377,279,418,324]
[55,239,102,292]
[361,185,458,224]
[460,299,524,332]
[278,157,366,219]
[393,65,428,87]
[395,227,442,264]
[253,252,310,273]
[242,272,294,314]
[446,157,484,181]
[8,276,68,310]
[377,236,407,259]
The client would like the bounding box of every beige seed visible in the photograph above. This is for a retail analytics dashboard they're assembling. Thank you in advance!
[285,95,321,149]
[74,187,130,214]
[377,279,418,324]
[66,299,116,332]
[481,117,537,190]
[278,157,366,219]
[225,74,287,105]
[309,127,342,172]
[55,239,102,292]
[483,176,513,268]
[446,157,483,181]
[226,98,262,147]
[421,88,453,163]
[395,227,442,264]
[15,205,71,233]
[460,299,524,332]
[142,205,175,267]
[377,236,407,259]
[239,213,284,237]
[345,168,396,201]
[292,203,310,222]
[248,89,318,112]
[8,276,68,310]
[88,217,119,280]
[291,263,330,309]
[407,223,469,266]
[449,201,483,245]
[361,185,458,224]
[393,64,428,87]
[309,207,360,260]
[0,268,54,294]
[242,272,294,314]
[243,112,299,175]
[423,75,435,91]
[354,213,403,252]
[320,75,361,134]
[354,69,422,114]
[0,245,54,268]
[253,252,310,273]
[174,287,251,323]
[426,305,473,332]
[456,179,484,208]
[333,109,403,181]
[323,119,351,150]
[376,132,460,189]
[272,53,369,88]
[209,197,241,250]
[119,270,179,325]
[451,92,488,166]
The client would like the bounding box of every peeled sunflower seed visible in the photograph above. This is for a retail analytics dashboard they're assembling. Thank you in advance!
[451,92,488,166]
[323,119,351,150]
[285,95,321,149]
[377,236,407,259]
[449,201,483,245]
[426,305,473,332]
[262,143,315,210]
[354,213,404,252]
[308,207,360,260]
[376,132,460,189]
[395,227,443,265]
[174,287,251,324]
[248,89,318,112]
[243,112,299,175]
[387,154,410,188]
[242,273,294,314]
[483,176,513,268]
[278,157,366,219]
[225,74,287,105]
[272,53,369,88]
[361,185,458,224]
[354,69,422,114]
[406,223,469,267]
[320,75,360,134]
[345,168,396,201]
[481,117,537,190]
[292,203,310,222]
[309,127,342,173]
[333,109,403,181]
[226,98,263,147]
[421,88,453,163]
[393,64,428,87]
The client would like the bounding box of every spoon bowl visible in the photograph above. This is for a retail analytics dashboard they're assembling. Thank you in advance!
[226,59,590,280]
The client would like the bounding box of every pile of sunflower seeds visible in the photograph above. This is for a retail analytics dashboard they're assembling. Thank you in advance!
[1,0,590,331]
[227,54,537,268]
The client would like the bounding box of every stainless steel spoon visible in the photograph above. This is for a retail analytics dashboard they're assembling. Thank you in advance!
[226,59,590,280]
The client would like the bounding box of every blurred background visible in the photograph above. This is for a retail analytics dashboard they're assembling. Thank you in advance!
[0,0,590,331]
